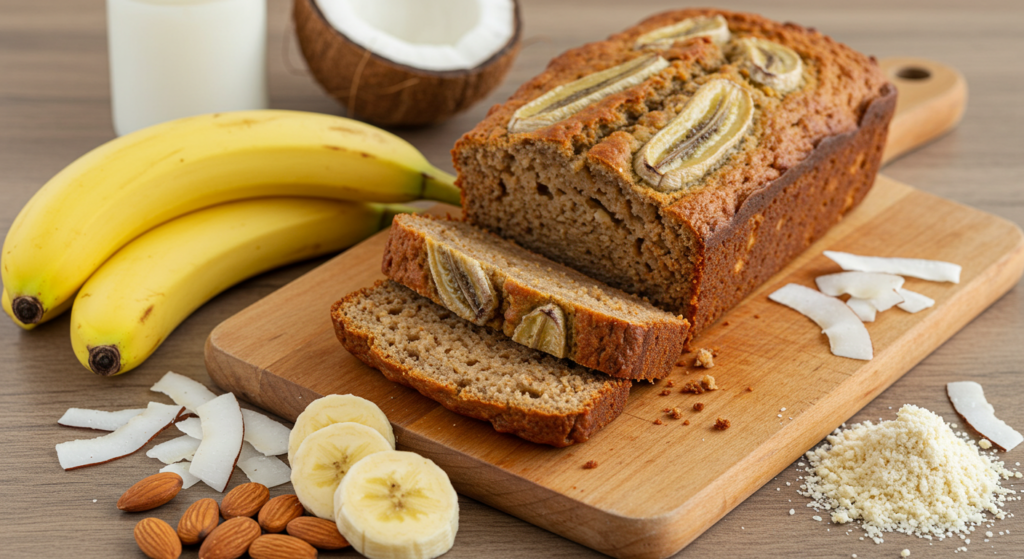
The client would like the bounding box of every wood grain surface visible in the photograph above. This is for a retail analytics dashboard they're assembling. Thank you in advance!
[2,1,1023,558]
[205,176,1023,559]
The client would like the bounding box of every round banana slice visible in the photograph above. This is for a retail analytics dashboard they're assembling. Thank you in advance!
[288,394,396,464]
[291,422,393,520]
[335,451,459,559]
[734,37,803,94]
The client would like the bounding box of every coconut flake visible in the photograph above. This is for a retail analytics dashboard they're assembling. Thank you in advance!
[189,393,244,492]
[769,284,873,360]
[816,271,905,299]
[240,409,290,456]
[846,298,877,322]
[947,381,1023,451]
[151,371,217,413]
[823,251,961,283]
[146,435,201,465]
[176,410,288,457]
[58,408,145,431]
[237,442,291,488]
[897,288,935,313]
[55,402,184,470]
[160,462,201,489]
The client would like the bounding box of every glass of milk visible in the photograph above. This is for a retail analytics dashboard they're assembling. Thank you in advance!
[107,0,269,136]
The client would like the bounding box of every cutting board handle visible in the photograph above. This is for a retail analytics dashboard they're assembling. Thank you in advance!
[879,56,967,164]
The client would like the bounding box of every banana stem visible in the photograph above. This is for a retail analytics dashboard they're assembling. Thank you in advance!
[422,168,461,206]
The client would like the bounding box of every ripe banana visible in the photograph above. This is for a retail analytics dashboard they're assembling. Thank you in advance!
[70,197,405,376]
[290,422,392,520]
[3,110,459,329]
[288,394,396,464]
[335,451,459,559]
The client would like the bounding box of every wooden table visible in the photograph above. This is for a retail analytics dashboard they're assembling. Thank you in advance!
[2,1,1021,557]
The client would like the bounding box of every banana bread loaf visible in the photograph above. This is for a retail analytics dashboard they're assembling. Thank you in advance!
[382,213,688,380]
[331,280,630,447]
[453,8,895,337]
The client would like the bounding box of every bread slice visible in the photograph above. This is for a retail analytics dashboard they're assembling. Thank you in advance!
[331,280,630,447]
[382,214,688,380]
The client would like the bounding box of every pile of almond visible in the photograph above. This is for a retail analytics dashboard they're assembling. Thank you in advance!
[122,474,347,559]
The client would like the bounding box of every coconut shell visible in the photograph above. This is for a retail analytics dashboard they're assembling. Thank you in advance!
[294,0,522,127]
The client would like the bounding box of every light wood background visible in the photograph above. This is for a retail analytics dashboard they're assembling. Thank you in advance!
[1,1,1022,558]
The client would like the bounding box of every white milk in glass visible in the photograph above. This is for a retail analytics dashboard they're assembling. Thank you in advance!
[107,0,268,136]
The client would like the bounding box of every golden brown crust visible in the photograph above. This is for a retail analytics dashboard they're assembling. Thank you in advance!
[330,283,631,447]
[452,8,895,341]
[381,215,689,379]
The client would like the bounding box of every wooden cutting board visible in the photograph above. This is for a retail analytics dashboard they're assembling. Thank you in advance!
[205,59,1022,559]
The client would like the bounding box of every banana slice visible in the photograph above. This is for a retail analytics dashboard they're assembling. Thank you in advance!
[291,422,393,520]
[288,394,396,464]
[634,14,731,50]
[335,451,459,559]
[734,37,803,94]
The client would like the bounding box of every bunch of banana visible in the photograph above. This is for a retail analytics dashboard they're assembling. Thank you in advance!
[2,110,459,331]
[1,110,460,374]
[70,198,409,376]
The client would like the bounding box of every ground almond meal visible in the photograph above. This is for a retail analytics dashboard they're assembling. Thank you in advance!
[799,404,1017,544]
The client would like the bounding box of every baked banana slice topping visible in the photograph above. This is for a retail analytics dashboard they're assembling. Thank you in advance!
[634,79,754,192]
[427,240,498,326]
[508,54,669,133]
[634,15,731,50]
[735,37,803,94]
[512,304,568,359]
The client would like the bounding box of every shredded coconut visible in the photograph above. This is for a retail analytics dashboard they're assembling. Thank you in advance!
[799,405,1015,544]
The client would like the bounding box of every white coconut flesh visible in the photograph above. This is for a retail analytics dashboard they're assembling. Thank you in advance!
[823,251,962,283]
[146,435,202,465]
[815,271,904,299]
[845,297,877,323]
[189,393,244,492]
[947,381,1023,451]
[55,402,184,470]
[58,407,145,431]
[315,0,516,71]
[896,288,935,313]
[237,442,292,488]
[160,462,201,489]
[769,283,873,360]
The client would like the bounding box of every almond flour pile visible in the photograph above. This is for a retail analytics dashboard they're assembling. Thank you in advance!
[799,404,1017,543]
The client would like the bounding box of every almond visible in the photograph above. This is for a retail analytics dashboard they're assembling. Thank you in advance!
[248,534,318,559]
[258,494,304,533]
[118,472,183,512]
[199,516,261,559]
[134,517,182,559]
[286,516,349,550]
[220,482,269,519]
[177,497,220,545]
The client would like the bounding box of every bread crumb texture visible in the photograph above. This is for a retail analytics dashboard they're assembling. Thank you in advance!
[799,405,1018,543]
[694,348,715,368]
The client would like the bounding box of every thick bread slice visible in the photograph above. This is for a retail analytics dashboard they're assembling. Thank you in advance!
[331,280,630,447]
[382,214,689,380]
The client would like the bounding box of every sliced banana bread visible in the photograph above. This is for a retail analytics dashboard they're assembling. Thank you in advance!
[453,8,895,338]
[331,280,631,447]
[382,214,688,380]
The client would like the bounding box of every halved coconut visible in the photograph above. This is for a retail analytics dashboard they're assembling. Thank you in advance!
[189,393,244,492]
[294,0,521,126]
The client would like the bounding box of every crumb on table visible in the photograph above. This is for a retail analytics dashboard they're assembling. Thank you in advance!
[746,386,754,392]
[714,418,731,430]
[700,374,717,391]
[583,460,598,470]
[668,407,683,420]
[665,380,675,387]
[681,380,705,394]
[653,418,663,425]
[694,402,705,412]
[659,389,671,396]
[683,420,690,426]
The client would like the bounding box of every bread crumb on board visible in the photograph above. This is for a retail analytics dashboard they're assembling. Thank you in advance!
[714,418,731,430]
[693,403,705,412]
[693,348,715,368]
[583,460,598,470]
[667,407,683,420]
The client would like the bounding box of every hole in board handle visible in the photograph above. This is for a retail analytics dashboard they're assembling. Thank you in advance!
[896,67,931,80]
